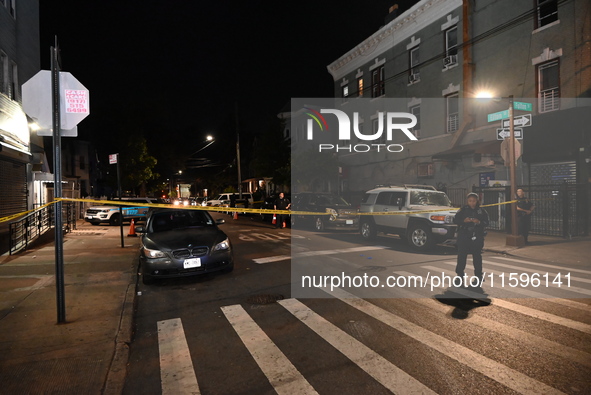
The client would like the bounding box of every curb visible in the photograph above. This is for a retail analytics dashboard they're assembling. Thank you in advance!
[102,255,139,394]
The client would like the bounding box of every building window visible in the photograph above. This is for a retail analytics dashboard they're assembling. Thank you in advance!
[371,66,385,98]
[446,94,459,133]
[536,0,558,28]
[9,61,17,100]
[410,105,420,138]
[0,52,6,94]
[444,27,458,68]
[357,78,363,97]
[417,163,434,178]
[409,47,420,83]
[537,60,560,113]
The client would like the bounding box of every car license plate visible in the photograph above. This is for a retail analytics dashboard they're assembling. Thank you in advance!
[183,258,201,269]
[346,220,354,225]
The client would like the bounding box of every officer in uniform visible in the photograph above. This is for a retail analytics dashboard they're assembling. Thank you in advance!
[453,193,489,285]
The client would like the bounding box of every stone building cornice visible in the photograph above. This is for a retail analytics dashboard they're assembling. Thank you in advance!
[326,0,462,81]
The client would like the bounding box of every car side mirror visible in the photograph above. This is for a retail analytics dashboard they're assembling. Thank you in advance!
[135,226,146,233]
[397,198,404,210]
[216,218,226,225]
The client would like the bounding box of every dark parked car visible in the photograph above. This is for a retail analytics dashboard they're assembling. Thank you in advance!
[291,193,359,231]
[137,209,233,284]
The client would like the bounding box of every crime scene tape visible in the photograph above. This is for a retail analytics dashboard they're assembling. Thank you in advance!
[1,197,528,224]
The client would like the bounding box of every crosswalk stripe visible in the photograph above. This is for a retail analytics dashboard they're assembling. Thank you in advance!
[254,246,388,264]
[320,288,566,395]
[157,318,200,395]
[491,256,591,275]
[221,304,318,395]
[435,261,591,311]
[278,298,438,395]
[379,285,591,369]
[418,266,591,334]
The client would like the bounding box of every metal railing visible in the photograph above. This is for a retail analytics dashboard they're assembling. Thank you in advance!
[8,201,77,255]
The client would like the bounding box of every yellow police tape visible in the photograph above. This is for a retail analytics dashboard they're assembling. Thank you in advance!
[0,197,524,224]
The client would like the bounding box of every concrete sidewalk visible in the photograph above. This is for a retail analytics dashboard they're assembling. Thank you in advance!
[483,230,590,267]
[0,220,139,395]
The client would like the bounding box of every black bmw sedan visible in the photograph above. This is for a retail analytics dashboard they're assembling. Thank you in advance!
[137,208,233,284]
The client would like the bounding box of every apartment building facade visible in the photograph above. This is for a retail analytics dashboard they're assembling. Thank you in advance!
[0,0,41,217]
[322,0,590,199]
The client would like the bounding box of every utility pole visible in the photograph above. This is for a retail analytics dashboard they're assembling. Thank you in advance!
[506,95,524,246]
[235,103,242,199]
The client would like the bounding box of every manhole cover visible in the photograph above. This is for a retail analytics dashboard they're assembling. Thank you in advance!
[247,294,284,305]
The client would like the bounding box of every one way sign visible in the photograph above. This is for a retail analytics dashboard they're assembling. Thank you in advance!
[501,114,532,128]
[497,128,523,140]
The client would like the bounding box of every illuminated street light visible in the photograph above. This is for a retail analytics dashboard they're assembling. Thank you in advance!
[206,135,213,141]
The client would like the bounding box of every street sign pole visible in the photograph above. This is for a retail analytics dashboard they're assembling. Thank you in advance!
[117,154,125,248]
[51,40,66,324]
[507,96,524,247]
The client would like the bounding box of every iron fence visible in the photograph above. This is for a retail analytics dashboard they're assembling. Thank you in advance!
[473,182,589,238]
[8,201,77,255]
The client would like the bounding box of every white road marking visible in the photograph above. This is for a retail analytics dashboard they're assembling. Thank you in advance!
[221,304,318,395]
[419,266,591,334]
[278,298,438,395]
[433,261,591,311]
[380,284,591,369]
[321,288,566,395]
[253,245,388,264]
[491,256,591,275]
[157,318,200,395]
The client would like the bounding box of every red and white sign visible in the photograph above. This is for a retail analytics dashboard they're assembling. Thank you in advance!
[65,89,89,114]
[109,154,118,164]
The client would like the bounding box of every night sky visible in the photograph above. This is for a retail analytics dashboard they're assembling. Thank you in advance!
[39,1,418,177]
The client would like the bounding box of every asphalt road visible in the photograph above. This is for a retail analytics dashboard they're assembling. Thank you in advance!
[123,213,591,395]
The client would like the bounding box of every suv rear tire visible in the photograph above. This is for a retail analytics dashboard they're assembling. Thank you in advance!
[407,223,433,250]
[360,220,377,240]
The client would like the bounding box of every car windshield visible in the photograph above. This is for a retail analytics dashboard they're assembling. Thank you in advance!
[409,191,451,206]
[312,195,351,206]
[150,210,214,232]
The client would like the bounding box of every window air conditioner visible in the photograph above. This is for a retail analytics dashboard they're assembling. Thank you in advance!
[408,72,420,84]
[443,55,457,67]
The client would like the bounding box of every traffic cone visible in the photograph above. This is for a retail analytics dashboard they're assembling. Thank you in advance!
[127,219,137,237]
[233,211,238,220]
[272,214,277,225]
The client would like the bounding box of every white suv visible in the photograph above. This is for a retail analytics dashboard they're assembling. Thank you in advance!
[206,193,254,207]
[359,185,457,250]
[84,197,155,226]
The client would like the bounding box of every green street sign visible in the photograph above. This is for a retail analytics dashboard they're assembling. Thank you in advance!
[487,110,509,122]
[513,101,532,111]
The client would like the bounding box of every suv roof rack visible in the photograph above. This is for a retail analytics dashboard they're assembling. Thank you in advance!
[373,184,437,191]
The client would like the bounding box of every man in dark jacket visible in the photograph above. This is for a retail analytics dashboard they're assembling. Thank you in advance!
[453,193,489,285]
[274,193,291,229]
[516,188,535,244]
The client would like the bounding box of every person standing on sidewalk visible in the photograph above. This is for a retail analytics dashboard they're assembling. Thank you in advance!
[516,188,535,244]
[274,193,290,229]
[453,193,489,285]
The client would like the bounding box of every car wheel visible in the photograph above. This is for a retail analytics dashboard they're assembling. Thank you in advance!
[407,224,433,250]
[222,262,234,273]
[314,217,325,231]
[360,221,377,240]
[109,214,121,226]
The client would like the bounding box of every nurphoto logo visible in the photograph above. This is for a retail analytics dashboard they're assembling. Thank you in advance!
[305,107,418,153]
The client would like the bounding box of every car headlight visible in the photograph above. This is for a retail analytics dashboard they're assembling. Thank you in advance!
[101,209,110,213]
[143,247,166,258]
[214,238,230,251]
